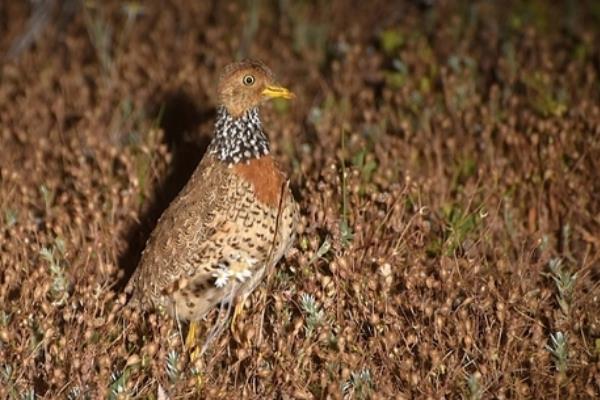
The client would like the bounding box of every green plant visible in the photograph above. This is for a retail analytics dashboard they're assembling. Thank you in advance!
[0,310,10,326]
[342,369,373,400]
[108,368,131,400]
[441,203,480,255]
[467,373,482,400]
[39,237,70,306]
[548,258,577,315]
[522,72,568,117]
[67,385,91,400]
[4,209,17,227]
[300,293,325,337]
[166,350,181,383]
[546,331,568,375]
[39,184,55,214]
[351,148,378,193]
[83,1,145,77]
[379,29,404,55]
[82,1,113,75]
[309,236,332,265]
[339,130,354,247]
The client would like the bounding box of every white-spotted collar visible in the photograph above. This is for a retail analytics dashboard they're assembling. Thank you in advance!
[208,106,270,164]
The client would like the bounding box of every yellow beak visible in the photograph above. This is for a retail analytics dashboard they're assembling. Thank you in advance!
[262,85,295,100]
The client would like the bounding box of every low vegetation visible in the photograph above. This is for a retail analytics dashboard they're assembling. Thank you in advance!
[0,0,599,398]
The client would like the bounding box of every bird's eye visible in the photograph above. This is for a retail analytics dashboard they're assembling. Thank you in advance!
[243,75,255,86]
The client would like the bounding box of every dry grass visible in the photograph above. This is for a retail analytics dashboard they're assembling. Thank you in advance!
[1,0,599,398]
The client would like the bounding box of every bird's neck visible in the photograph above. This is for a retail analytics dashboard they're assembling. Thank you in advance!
[209,106,270,164]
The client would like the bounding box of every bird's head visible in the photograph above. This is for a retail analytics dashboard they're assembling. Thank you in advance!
[217,59,294,117]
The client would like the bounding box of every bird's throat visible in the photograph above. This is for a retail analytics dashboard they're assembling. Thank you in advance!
[209,106,270,164]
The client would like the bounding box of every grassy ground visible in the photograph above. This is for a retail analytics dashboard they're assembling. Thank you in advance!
[1,0,599,398]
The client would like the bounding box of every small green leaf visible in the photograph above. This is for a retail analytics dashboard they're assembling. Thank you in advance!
[379,29,404,55]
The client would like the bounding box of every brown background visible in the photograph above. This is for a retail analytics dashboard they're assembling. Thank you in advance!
[0,0,599,398]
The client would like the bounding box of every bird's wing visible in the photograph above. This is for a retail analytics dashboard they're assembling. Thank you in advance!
[128,154,277,318]
[128,154,235,304]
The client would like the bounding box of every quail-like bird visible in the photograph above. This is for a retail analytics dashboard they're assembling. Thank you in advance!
[127,60,298,349]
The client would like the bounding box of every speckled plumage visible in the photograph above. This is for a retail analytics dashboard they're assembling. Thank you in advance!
[209,106,270,163]
[127,60,298,322]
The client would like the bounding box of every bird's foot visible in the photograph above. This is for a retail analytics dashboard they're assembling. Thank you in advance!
[230,299,246,343]
[185,321,204,390]
[185,321,197,350]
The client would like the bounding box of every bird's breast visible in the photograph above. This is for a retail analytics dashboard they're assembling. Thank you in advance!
[232,155,287,208]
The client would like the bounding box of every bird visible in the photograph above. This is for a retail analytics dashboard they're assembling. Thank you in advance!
[127,59,298,354]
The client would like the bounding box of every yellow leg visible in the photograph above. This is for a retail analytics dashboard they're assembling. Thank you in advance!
[186,321,203,390]
[230,296,246,340]
[186,321,198,350]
